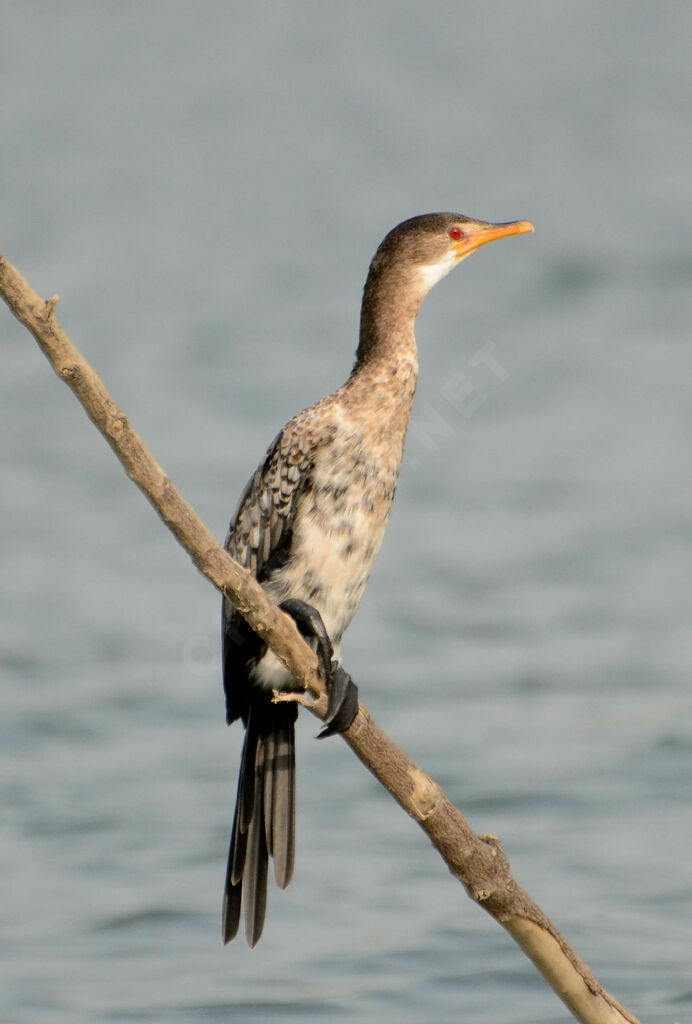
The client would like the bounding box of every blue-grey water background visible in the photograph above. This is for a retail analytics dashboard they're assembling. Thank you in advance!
[1,3,691,1022]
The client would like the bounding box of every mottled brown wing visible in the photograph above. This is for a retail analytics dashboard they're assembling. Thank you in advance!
[222,423,331,723]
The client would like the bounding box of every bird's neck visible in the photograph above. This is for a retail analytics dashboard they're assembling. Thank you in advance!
[338,264,423,442]
[354,261,426,369]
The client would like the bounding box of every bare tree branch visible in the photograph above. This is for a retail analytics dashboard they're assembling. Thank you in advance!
[1,251,641,1024]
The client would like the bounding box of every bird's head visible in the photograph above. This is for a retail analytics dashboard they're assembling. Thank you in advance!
[357,212,534,364]
[372,212,535,295]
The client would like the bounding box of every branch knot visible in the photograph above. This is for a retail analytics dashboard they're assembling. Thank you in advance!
[409,767,441,819]
[43,294,60,319]
[60,364,81,383]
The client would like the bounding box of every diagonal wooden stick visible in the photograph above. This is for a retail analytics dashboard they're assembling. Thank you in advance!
[1,251,640,1024]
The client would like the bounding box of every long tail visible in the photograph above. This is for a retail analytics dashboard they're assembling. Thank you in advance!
[222,700,297,946]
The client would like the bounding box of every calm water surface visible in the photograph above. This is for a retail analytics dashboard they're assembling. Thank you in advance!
[1,3,691,1022]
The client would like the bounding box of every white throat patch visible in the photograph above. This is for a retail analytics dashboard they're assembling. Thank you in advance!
[418,249,459,294]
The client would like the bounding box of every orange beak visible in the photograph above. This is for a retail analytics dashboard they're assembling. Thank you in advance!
[452,219,534,261]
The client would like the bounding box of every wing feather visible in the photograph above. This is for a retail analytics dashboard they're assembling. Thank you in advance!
[222,419,335,723]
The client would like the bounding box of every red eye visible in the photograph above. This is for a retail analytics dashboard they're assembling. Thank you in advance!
[449,226,462,239]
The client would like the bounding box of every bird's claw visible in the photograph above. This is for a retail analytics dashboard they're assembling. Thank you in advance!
[317,662,359,739]
[278,598,358,738]
[279,598,333,681]
[272,689,314,709]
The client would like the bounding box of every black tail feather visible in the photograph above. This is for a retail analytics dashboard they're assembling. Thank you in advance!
[222,700,297,946]
[262,728,276,857]
[271,715,295,889]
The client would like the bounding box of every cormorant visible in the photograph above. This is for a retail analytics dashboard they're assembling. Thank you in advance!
[222,212,534,945]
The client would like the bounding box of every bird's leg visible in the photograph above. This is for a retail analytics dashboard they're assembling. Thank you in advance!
[278,598,359,738]
[279,598,333,682]
[316,663,359,740]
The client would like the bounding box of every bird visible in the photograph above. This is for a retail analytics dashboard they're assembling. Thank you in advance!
[222,211,534,946]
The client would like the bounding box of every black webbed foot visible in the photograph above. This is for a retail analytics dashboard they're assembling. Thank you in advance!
[278,599,358,738]
[279,599,333,681]
[317,663,359,739]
